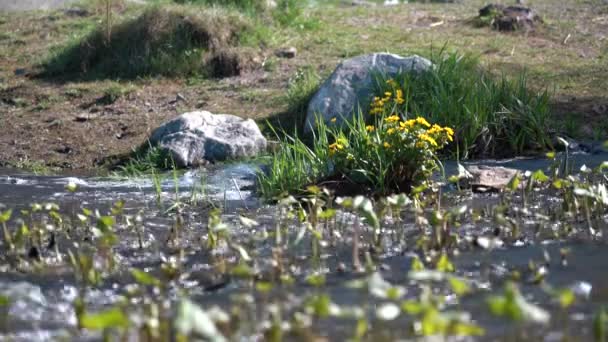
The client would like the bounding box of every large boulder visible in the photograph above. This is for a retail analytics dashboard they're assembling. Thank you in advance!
[149,111,267,167]
[304,53,432,134]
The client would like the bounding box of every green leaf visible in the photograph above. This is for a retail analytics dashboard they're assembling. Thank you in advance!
[97,216,115,232]
[231,263,255,279]
[411,256,425,271]
[353,196,379,230]
[318,208,337,219]
[594,307,607,342]
[448,276,470,296]
[306,273,326,287]
[506,174,521,192]
[0,209,12,224]
[130,269,160,287]
[306,294,331,318]
[354,318,368,339]
[436,254,455,273]
[401,300,426,315]
[80,307,129,330]
[255,281,273,293]
[557,289,575,308]
[0,295,10,306]
[545,151,556,160]
[531,170,549,183]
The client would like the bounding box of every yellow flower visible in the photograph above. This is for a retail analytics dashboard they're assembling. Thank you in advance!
[330,117,337,123]
[387,128,396,135]
[416,117,431,128]
[384,115,400,123]
[386,79,397,87]
[418,133,438,147]
[384,91,392,97]
[444,127,454,141]
[395,89,405,105]
[366,125,375,132]
[401,119,416,129]
[427,124,442,135]
[383,142,391,148]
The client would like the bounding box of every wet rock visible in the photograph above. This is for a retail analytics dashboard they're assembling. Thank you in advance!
[275,47,297,59]
[149,111,267,168]
[304,53,431,134]
[462,165,520,192]
[479,4,542,31]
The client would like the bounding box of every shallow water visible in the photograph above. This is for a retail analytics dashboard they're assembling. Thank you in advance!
[0,153,606,341]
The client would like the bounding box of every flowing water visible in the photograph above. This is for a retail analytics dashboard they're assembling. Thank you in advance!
[0,151,607,341]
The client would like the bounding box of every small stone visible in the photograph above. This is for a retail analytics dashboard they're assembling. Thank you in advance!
[74,113,100,122]
[275,47,297,59]
[463,165,520,192]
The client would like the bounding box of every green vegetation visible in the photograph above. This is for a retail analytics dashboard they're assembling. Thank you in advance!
[43,5,265,79]
[373,52,552,158]
[259,53,552,199]
[114,145,174,177]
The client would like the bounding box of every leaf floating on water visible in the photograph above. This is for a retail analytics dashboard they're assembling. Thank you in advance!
[531,169,549,183]
[0,209,11,224]
[411,256,426,271]
[487,282,550,324]
[448,276,471,296]
[131,269,161,287]
[80,307,129,330]
[175,299,226,342]
[557,289,575,308]
[436,253,455,273]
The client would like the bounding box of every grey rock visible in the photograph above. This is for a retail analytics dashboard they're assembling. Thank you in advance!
[463,165,520,192]
[304,53,431,134]
[149,111,267,168]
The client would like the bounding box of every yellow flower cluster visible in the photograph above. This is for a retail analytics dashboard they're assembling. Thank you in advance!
[427,124,454,142]
[369,79,405,115]
[378,115,454,151]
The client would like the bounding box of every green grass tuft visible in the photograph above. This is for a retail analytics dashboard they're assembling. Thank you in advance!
[42,5,262,79]
[373,51,553,158]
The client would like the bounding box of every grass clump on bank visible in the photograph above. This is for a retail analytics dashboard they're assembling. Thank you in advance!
[42,5,265,79]
[315,52,551,162]
[259,52,553,198]
[374,52,552,159]
[258,109,453,199]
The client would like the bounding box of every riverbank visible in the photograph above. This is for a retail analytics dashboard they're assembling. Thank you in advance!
[0,0,607,172]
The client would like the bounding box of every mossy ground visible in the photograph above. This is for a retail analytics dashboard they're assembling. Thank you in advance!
[0,0,606,171]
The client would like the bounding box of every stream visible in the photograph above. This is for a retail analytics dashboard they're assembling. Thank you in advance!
[0,151,607,341]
